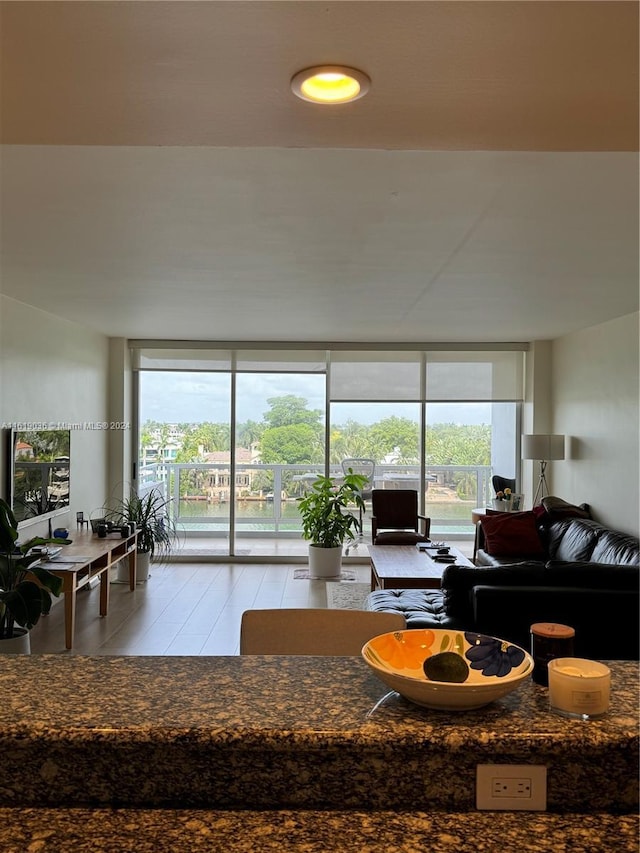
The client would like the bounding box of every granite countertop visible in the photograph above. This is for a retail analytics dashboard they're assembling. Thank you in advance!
[1,808,638,853]
[1,654,637,737]
[0,655,637,813]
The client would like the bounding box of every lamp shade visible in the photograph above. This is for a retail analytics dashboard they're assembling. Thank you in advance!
[522,434,565,461]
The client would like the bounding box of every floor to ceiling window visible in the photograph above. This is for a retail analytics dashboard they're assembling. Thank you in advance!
[133,345,524,558]
[138,367,232,553]
[233,361,326,557]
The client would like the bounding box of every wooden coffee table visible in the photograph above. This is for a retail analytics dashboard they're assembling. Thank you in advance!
[368,544,474,591]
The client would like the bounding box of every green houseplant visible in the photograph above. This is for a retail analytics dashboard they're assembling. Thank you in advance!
[297,470,367,578]
[106,488,177,581]
[0,497,64,650]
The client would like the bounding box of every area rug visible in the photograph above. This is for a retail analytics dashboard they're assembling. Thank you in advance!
[326,582,371,611]
[293,568,357,582]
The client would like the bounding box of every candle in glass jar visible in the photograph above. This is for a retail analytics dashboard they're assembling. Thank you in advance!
[548,657,611,718]
[530,622,575,686]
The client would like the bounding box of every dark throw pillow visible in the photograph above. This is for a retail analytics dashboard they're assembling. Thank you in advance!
[479,511,546,559]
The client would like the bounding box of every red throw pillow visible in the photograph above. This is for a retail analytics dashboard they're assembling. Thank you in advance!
[479,511,546,558]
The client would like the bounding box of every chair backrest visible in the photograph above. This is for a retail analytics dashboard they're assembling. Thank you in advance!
[371,489,419,531]
[239,608,406,655]
[492,475,516,495]
[341,458,375,496]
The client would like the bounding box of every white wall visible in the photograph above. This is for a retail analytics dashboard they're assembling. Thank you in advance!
[551,311,639,536]
[0,295,110,538]
[3,294,637,539]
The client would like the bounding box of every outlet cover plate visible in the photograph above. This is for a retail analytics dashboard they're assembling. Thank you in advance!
[476,764,547,811]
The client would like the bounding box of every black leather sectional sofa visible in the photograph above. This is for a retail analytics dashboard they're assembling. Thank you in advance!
[365,512,639,660]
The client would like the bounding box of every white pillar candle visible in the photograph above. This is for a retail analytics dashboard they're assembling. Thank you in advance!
[548,657,611,718]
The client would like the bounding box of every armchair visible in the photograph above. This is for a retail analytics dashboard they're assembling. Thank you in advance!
[371,489,431,545]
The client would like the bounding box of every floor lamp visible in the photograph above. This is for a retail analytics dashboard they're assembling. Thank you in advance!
[522,434,565,506]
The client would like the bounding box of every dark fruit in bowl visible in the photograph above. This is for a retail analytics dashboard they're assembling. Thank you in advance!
[423,651,470,683]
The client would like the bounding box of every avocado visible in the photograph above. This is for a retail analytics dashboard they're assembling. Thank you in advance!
[423,651,469,683]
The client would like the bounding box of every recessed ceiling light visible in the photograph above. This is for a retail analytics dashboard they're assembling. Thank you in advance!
[290,66,370,104]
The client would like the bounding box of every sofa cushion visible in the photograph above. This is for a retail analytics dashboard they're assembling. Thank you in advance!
[545,561,640,589]
[478,511,546,559]
[474,548,538,567]
[472,585,639,659]
[373,531,428,546]
[590,530,639,567]
[547,518,601,562]
[441,562,548,623]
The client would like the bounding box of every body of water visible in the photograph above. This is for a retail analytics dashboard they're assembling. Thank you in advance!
[177,498,476,534]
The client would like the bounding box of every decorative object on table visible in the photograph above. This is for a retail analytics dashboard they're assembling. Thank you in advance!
[76,511,89,530]
[530,622,575,686]
[105,489,177,582]
[492,487,512,510]
[52,527,68,539]
[297,469,367,579]
[89,512,107,533]
[0,497,65,653]
[522,434,565,506]
[362,628,533,710]
[548,657,611,719]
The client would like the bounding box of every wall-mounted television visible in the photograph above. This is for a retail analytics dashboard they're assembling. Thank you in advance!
[9,428,71,524]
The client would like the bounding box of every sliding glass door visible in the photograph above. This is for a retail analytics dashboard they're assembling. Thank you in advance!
[233,370,326,557]
[133,345,524,557]
[138,369,232,553]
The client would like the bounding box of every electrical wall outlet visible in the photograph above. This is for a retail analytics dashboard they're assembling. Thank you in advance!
[476,764,547,811]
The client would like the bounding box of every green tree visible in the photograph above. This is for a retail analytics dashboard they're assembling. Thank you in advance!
[155,423,172,463]
[237,419,264,449]
[426,423,491,466]
[139,425,153,466]
[329,420,372,462]
[260,424,323,465]
[368,417,420,463]
[263,395,323,429]
[176,423,230,461]
[173,423,230,498]
[426,423,491,501]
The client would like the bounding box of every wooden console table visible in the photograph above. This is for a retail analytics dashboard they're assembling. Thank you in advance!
[36,529,138,649]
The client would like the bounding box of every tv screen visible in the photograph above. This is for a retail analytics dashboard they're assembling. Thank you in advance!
[10,428,71,523]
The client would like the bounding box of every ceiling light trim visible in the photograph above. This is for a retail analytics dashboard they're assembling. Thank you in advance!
[290,65,371,104]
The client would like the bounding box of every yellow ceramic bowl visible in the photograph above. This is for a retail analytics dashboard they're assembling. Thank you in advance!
[362,628,533,711]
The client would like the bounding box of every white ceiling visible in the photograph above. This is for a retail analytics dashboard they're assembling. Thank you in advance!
[1,1,638,344]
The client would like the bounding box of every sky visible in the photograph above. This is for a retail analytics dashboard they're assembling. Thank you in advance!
[139,372,491,426]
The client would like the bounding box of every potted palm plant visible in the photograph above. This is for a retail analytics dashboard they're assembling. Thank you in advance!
[106,488,177,582]
[0,497,65,653]
[297,470,367,578]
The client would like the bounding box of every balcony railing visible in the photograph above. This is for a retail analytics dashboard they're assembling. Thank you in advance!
[140,462,493,538]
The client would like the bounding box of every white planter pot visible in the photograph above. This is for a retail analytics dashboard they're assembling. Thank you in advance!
[115,550,151,583]
[308,544,343,579]
[136,550,151,583]
[0,628,31,654]
[492,499,512,511]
